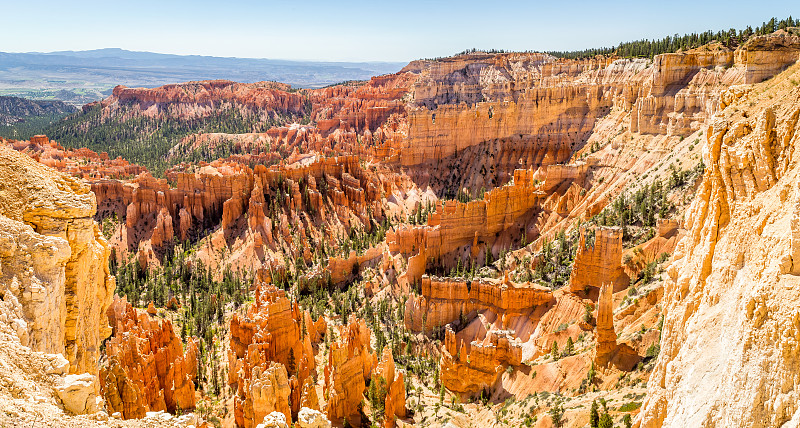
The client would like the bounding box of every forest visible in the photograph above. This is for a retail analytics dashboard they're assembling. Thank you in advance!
[550,16,799,59]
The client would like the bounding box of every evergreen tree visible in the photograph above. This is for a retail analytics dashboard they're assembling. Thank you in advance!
[623,414,633,428]
[599,413,614,428]
[288,348,297,376]
[590,400,600,428]
[565,337,574,356]
[549,402,565,428]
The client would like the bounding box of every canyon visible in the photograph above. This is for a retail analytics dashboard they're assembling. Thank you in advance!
[0,25,797,428]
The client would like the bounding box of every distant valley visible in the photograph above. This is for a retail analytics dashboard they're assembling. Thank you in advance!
[0,48,405,106]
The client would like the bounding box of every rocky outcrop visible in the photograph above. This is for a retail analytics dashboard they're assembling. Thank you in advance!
[5,136,145,179]
[372,348,406,428]
[0,97,76,125]
[109,80,307,119]
[388,165,587,270]
[247,363,292,427]
[638,59,800,427]
[398,53,648,169]
[404,275,552,333]
[256,410,290,428]
[0,144,115,375]
[569,227,629,293]
[228,283,320,428]
[95,154,397,268]
[595,283,617,365]
[323,317,375,423]
[55,373,102,415]
[440,326,524,394]
[100,296,198,419]
[297,407,331,428]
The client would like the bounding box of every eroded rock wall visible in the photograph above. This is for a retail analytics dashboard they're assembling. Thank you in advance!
[569,227,629,293]
[0,144,115,375]
[323,317,375,423]
[100,296,198,419]
[404,275,552,333]
[228,284,321,428]
[638,61,800,427]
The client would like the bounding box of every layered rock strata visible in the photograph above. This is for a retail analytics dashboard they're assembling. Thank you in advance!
[569,227,629,293]
[0,144,115,375]
[323,317,375,423]
[228,283,322,428]
[639,60,800,427]
[5,135,145,179]
[440,326,524,393]
[404,275,552,333]
[100,296,199,419]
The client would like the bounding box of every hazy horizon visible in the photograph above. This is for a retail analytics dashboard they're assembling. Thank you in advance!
[3,0,797,62]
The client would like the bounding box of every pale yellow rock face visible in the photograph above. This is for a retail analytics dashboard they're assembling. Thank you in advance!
[639,62,800,427]
[0,145,115,375]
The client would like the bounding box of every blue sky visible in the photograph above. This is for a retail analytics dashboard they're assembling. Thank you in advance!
[2,0,797,62]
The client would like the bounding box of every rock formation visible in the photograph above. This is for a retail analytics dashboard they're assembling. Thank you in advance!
[595,283,618,365]
[404,275,552,333]
[638,58,800,427]
[440,326,524,393]
[100,296,199,419]
[569,227,630,293]
[373,347,406,428]
[297,407,332,428]
[256,410,290,428]
[0,143,115,375]
[228,283,321,428]
[3,27,797,428]
[323,316,375,423]
[389,167,563,256]
[5,135,145,179]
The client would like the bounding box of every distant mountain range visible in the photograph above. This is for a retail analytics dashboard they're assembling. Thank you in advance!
[0,48,406,106]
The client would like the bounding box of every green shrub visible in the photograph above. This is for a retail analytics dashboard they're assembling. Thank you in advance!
[618,401,642,412]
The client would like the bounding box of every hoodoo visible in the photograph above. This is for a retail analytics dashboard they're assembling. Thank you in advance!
[1,14,800,428]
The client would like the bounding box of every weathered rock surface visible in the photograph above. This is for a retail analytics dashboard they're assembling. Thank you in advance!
[441,326,524,394]
[297,407,331,428]
[0,144,115,375]
[5,135,145,180]
[228,283,320,428]
[404,275,552,333]
[372,347,406,428]
[596,284,615,355]
[256,410,290,428]
[100,296,198,419]
[323,317,375,423]
[569,227,629,293]
[638,59,800,427]
[55,373,102,415]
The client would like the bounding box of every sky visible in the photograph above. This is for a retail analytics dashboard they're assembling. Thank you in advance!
[2,0,798,62]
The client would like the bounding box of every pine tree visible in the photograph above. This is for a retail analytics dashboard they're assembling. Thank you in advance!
[565,337,574,356]
[590,400,600,428]
[599,413,614,428]
[551,341,559,360]
[549,402,565,428]
[288,348,297,376]
[623,414,633,428]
